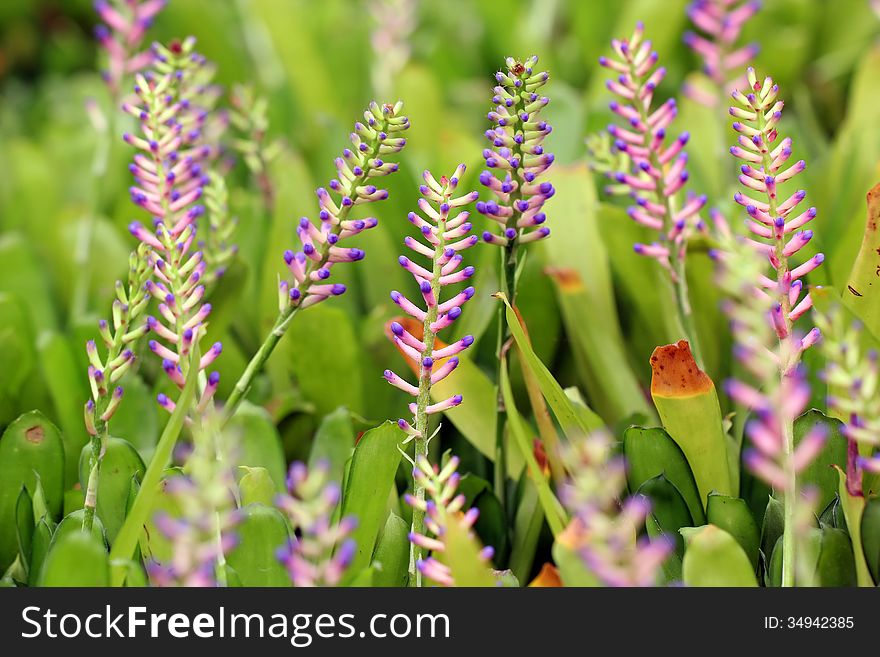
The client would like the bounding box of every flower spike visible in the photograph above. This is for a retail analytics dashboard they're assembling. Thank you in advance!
[282,102,409,310]
[94,0,166,97]
[478,56,554,247]
[559,431,670,587]
[405,455,495,587]
[683,0,761,106]
[275,461,357,587]
[385,167,478,440]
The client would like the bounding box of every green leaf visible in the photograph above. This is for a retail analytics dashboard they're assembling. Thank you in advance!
[239,467,277,507]
[509,477,545,584]
[538,165,653,424]
[308,406,354,486]
[794,410,847,511]
[340,421,403,577]
[637,475,693,560]
[860,496,880,584]
[682,525,758,587]
[108,375,159,464]
[499,293,603,436]
[760,496,784,582]
[52,508,105,544]
[37,331,88,488]
[78,436,145,543]
[706,493,760,571]
[500,358,567,537]
[27,518,52,587]
[226,503,291,587]
[0,410,65,572]
[14,487,33,576]
[623,426,706,525]
[0,293,35,413]
[371,512,410,588]
[458,475,508,565]
[288,305,365,416]
[38,530,109,587]
[228,401,286,493]
[815,527,857,587]
[650,342,735,503]
[0,233,57,331]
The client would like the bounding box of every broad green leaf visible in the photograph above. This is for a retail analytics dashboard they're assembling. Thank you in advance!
[308,406,354,486]
[0,294,35,422]
[706,493,760,571]
[650,341,735,502]
[0,233,57,331]
[228,401,286,493]
[371,512,410,588]
[38,530,109,587]
[637,475,693,561]
[105,375,159,464]
[51,509,106,548]
[815,527,857,587]
[760,496,784,578]
[226,503,291,587]
[288,305,365,416]
[340,421,403,577]
[37,331,88,488]
[539,164,651,424]
[682,525,758,587]
[794,410,847,511]
[509,477,544,584]
[239,467,276,507]
[78,436,145,543]
[623,426,706,525]
[0,410,65,572]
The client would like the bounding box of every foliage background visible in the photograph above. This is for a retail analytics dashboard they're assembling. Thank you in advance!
[1,0,879,567]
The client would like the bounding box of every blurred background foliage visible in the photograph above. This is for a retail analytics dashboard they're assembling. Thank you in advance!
[1,0,879,491]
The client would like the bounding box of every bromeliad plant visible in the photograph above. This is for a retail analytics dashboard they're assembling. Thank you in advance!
[8,2,880,592]
[601,23,708,361]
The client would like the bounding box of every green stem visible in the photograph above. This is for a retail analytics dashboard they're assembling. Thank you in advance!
[109,346,201,587]
[409,196,449,587]
[493,240,518,512]
[224,304,298,419]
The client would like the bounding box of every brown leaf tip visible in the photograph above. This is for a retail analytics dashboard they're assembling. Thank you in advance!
[545,266,584,292]
[649,340,713,397]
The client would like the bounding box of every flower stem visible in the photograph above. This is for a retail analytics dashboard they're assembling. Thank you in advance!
[408,202,448,587]
[223,164,373,422]
[493,240,518,512]
[223,304,299,420]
